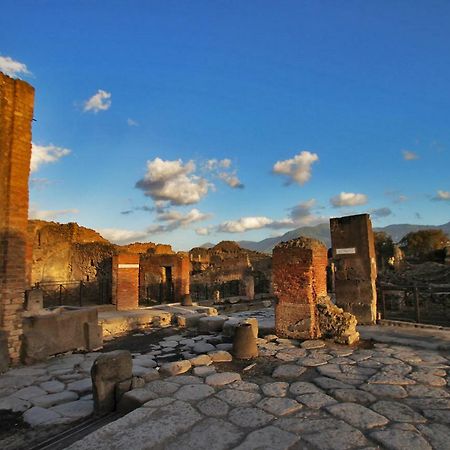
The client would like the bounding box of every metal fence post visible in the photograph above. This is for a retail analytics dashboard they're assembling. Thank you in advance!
[79,281,83,307]
[414,285,421,323]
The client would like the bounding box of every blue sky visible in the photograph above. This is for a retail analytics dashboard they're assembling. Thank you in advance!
[1,0,449,250]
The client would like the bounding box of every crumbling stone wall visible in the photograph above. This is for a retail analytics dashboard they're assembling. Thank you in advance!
[0,73,35,364]
[330,214,377,324]
[273,237,327,339]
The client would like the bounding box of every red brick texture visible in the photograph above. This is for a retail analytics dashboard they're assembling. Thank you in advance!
[0,73,35,363]
[112,253,140,310]
[273,238,327,339]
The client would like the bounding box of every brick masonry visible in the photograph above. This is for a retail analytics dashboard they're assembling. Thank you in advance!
[273,237,327,339]
[330,214,377,324]
[0,72,35,363]
[112,253,140,310]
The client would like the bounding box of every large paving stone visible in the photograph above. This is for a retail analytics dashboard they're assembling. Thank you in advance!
[234,425,299,450]
[417,423,450,450]
[173,384,215,401]
[216,389,261,407]
[159,360,191,376]
[406,384,450,398]
[272,364,306,380]
[229,407,275,428]
[313,376,355,391]
[164,375,203,385]
[117,388,159,412]
[227,381,260,392]
[133,356,157,368]
[208,351,232,362]
[257,397,302,416]
[326,402,389,429]
[360,383,408,399]
[0,375,35,390]
[370,428,432,450]
[66,400,202,450]
[40,380,65,394]
[145,380,180,396]
[196,397,230,417]
[261,382,289,397]
[12,385,47,401]
[193,366,216,377]
[166,417,243,450]
[205,372,241,386]
[31,391,79,408]
[67,378,92,394]
[301,340,325,349]
[289,381,322,396]
[23,406,63,426]
[368,365,415,385]
[189,354,212,366]
[371,400,427,423]
[0,396,31,412]
[51,400,94,420]
[193,342,216,354]
[408,370,446,387]
[330,388,376,405]
[296,392,337,409]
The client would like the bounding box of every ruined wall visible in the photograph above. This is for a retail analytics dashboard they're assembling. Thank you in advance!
[112,253,140,310]
[0,73,35,363]
[273,237,327,339]
[330,214,377,324]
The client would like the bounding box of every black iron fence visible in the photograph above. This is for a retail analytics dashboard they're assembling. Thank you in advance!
[190,280,241,302]
[36,278,111,308]
[377,283,450,327]
[140,282,175,306]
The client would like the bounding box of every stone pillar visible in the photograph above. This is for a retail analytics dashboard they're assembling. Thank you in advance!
[0,73,35,365]
[273,237,327,339]
[112,253,139,310]
[330,214,377,324]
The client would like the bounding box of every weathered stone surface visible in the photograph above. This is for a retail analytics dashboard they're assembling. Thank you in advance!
[408,371,446,387]
[406,384,450,398]
[289,381,322,396]
[159,360,191,376]
[32,391,79,408]
[234,425,299,450]
[261,382,289,397]
[12,385,47,401]
[272,364,306,380]
[197,397,230,417]
[51,400,94,420]
[23,406,63,427]
[91,350,132,414]
[422,409,450,423]
[145,380,180,396]
[189,354,212,366]
[0,396,31,412]
[208,350,232,362]
[198,316,227,333]
[370,428,432,450]
[330,388,376,405]
[133,356,157,368]
[297,392,337,409]
[193,342,216,354]
[326,403,389,429]
[40,380,65,394]
[313,376,355,390]
[166,417,243,450]
[297,355,330,367]
[142,397,175,408]
[301,340,326,349]
[361,383,408,399]
[205,372,241,386]
[67,400,202,449]
[193,366,216,377]
[227,381,261,392]
[173,384,214,401]
[417,423,450,450]
[229,407,275,428]
[165,375,203,385]
[67,378,92,394]
[257,397,302,416]
[117,388,159,412]
[215,389,261,407]
[368,365,415,385]
[371,400,426,423]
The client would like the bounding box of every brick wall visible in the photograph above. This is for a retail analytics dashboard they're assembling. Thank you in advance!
[112,253,140,310]
[0,73,35,363]
[273,237,327,339]
[330,214,377,324]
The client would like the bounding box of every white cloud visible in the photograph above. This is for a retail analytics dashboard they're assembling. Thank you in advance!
[433,190,450,201]
[148,208,211,233]
[31,143,71,173]
[330,192,368,207]
[288,199,325,226]
[98,228,149,245]
[402,150,419,161]
[84,90,112,113]
[196,226,212,236]
[136,157,211,205]
[204,158,244,189]
[218,216,274,233]
[29,207,79,221]
[127,118,138,126]
[218,172,244,188]
[370,207,392,218]
[273,151,319,185]
[0,55,31,77]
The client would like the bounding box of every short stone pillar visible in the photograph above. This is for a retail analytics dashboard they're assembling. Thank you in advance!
[273,237,327,339]
[240,275,255,300]
[330,214,377,324]
[112,253,139,310]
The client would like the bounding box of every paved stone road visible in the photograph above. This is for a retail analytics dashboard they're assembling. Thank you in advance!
[0,308,449,449]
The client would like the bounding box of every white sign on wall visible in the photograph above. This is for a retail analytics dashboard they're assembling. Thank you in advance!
[118,263,140,269]
[336,247,356,255]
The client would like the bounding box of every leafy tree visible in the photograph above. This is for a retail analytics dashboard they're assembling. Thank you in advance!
[399,229,448,261]
[374,232,395,271]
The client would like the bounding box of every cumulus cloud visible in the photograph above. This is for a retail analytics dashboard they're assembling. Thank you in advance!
[136,157,211,205]
[433,190,450,201]
[288,199,326,226]
[204,158,244,189]
[218,172,244,189]
[402,150,419,161]
[273,151,319,185]
[370,207,392,218]
[84,90,112,113]
[31,143,71,173]
[148,208,211,233]
[98,228,149,245]
[196,226,212,236]
[127,118,139,126]
[217,216,274,233]
[330,192,368,207]
[29,207,79,221]
[0,55,31,77]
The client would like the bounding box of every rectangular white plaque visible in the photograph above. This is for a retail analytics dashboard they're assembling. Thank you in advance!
[118,263,139,269]
[336,247,356,255]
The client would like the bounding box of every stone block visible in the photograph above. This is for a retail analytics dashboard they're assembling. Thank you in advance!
[24,289,43,313]
[91,350,132,414]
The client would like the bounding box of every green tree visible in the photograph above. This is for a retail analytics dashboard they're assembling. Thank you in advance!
[399,229,448,261]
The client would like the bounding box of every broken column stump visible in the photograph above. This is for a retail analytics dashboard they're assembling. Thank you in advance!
[91,350,132,415]
[233,323,258,359]
[273,237,327,339]
[330,214,377,324]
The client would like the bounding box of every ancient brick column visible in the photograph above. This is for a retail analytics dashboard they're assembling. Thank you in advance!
[112,254,140,310]
[330,214,377,324]
[273,237,327,339]
[0,73,35,364]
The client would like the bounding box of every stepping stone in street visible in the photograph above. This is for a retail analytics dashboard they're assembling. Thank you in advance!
[118,388,159,412]
[406,384,450,398]
[226,381,260,392]
[228,407,275,428]
[313,376,355,391]
[257,397,302,416]
[326,402,389,429]
[272,364,306,380]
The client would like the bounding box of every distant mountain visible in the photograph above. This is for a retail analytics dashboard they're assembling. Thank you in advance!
[199,242,215,249]
[236,221,450,254]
